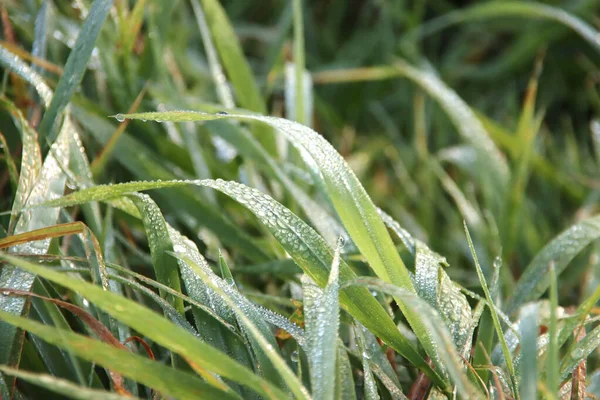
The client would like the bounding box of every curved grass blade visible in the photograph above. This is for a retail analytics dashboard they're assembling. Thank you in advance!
[506,215,600,314]
[0,366,137,400]
[0,253,291,400]
[174,252,310,400]
[0,312,240,400]
[410,2,600,54]
[37,0,113,146]
[71,106,268,262]
[0,46,53,106]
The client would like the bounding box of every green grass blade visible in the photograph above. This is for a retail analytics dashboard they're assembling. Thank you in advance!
[0,46,53,106]
[518,303,539,400]
[412,2,600,53]
[37,0,113,146]
[199,0,265,113]
[464,222,518,398]
[506,215,600,314]
[0,366,137,400]
[128,193,184,314]
[191,0,235,108]
[303,238,342,400]
[292,0,306,125]
[0,98,42,233]
[355,327,380,400]
[547,263,559,397]
[560,324,600,381]
[335,344,356,400]
[0,313,239,400]
[0,253,291,400]
[71,107,268,261]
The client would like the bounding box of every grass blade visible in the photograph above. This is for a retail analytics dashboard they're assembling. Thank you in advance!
[199,0,265,113]
[37,0,113,146]
[464,222,518,398]
[411,2,600,54]
[303,237,342,400]
[506,215,600,314]
[518,303,539,400]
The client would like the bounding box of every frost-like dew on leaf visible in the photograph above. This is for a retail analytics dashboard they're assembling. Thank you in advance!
[506,215,600,313]
[303,238,341,400]
[0,46,53,107]
[1,99,42,232]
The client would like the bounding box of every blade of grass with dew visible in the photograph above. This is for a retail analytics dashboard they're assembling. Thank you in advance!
[548,263,559,397]
[344,277,481,398]
[0,252,291,400]
[0,366,137,400]
[464,222,518,398]
[71,106,268,262]
[335,343,357,400]
[355,327,380,400]
[0,312,240,400]
[173,253,310,400]
[37,0,113,147]
[128,193,184,314]
[560,323,600,381]
[358,325,400,388]
[0,97,41,233]
[204,119,348,247]
[415,240,473,357]
[303,237,342,400]
[505,214,600,314]
[518,303,539,400]
[114,111,454,385]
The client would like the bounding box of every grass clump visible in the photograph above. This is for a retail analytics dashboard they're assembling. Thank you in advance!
[0,1,599,399]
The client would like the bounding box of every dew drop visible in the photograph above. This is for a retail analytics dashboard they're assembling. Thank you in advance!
[216,111,229,116]
[115,113,125,122]
[290,351,299,362]
[493,256,502,270]
[571,348,584,359]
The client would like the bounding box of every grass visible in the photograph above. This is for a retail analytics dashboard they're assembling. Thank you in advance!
[0,0,599,398]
